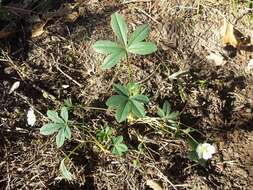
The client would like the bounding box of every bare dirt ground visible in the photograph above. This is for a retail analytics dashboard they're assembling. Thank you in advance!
[1,0,253,189]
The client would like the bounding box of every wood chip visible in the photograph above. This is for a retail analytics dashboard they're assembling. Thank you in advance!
[146,180,164,190]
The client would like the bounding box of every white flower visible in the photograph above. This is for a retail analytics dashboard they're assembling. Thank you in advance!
[196,143,215,160]
[27,108,36,126]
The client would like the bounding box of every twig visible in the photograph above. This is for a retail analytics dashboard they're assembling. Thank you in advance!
[15,92,48,120]
[50,53,82,87]
[56,65,82,87]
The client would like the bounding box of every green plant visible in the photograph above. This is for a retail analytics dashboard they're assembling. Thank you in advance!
[93,12,157,70]
[96,126,128,156]
[157,100,179,122]
[106,83,149,122]
[96,125,113,144]
[40,106,71,148]
[59,158,72,180]
[111,136,128,156]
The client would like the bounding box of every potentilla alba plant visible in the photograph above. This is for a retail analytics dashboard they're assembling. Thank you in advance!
[40,107,71,148]
[93,12,157,70]
[106,83,149,122]
[196,143,215,160]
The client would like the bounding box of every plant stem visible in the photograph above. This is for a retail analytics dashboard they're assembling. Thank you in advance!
[126,54,132,83]
[73,125,109,154]
[65,142,84,160]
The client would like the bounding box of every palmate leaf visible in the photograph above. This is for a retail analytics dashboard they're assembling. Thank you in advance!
[111,136,128,156]
[64,126,71,139]
[128,42,157,55]
[130,99,146,118]
[97,126,113,143]
[163,100,171,116]
[116,101,131,123]
[157,107,165,118]
[112,143,128,156]
[128,24,149,46]
[60,159,72,180]
[106,95,128,108]
[111,13,128,46]
[92,40,124,54]
[101,50,126,70]
[40,123,63,135]
[47,110,64,124]
[60,107,68,123]
[131,95,149,104]
[56,128,66,148]
[113,84,129,96]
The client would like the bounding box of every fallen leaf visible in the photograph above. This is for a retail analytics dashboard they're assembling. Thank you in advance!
[9,81,20,94]
[146,180,164,190]
[31,22,46,38]
[221,20,251,48]
[65,11,79,22]
[206,52,226,66]
[221,21,238,47]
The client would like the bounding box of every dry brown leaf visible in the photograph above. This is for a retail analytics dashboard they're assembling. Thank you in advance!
[221,21,238,47]
[206,52,226,66]
[65,11,79,22]
[146,180,164,190]
[31,22,46,38]
[221,21,252,48]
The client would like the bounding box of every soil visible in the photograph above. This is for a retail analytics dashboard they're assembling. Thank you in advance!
[1,0,253,190]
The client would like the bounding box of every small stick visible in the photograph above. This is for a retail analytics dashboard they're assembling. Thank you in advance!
[50,53,82,87]
[56,65,82,87]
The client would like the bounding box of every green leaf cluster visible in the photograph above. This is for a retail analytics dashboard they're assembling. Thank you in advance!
[157,101,179,123]
[96,126,128,156]
[96,126,113,144]
[93,12,157,70]
[111,136,128,156]
[40,107,71,148]
[106,83,149,123]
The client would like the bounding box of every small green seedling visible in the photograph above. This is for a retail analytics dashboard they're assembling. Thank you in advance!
[63,98,74,110]
[93,12,157,69]
[40,107,71,148]
[111,136,128,156]
[106,83,149,122]
[157,101,179,123]
[96,125,113,144]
